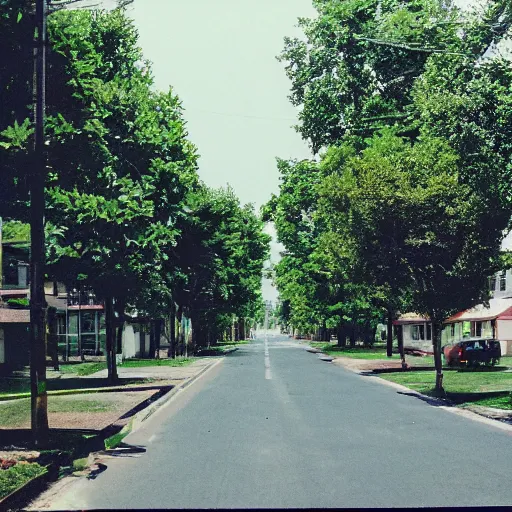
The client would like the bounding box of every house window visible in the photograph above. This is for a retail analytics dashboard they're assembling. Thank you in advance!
[412,324,426,341]
[500,271,507,291]
[471,321,483,337]
[490,275,497,291]
[451,324,455,337]
[426,324,432,341]
[57,316,67,335]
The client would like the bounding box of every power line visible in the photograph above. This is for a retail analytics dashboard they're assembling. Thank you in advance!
[186,107,298,122]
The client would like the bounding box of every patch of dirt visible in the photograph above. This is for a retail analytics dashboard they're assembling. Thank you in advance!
[0,450,39,462]
[463,404,512,420]
[332,357,404,372]
[0,390,159,430]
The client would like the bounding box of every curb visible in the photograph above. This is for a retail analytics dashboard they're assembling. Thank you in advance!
[20,358,225,511]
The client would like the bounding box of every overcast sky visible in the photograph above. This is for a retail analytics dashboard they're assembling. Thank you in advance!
[128,0,318,301]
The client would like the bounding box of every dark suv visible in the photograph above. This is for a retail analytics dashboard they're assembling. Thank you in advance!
[443,338,501,367]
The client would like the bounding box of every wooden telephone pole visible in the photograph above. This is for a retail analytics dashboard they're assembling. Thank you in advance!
[30,0,49,446]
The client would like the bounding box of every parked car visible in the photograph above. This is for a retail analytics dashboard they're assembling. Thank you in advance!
[442,338,501,367]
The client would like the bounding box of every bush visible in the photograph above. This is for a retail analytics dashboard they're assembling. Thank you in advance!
[0,462,47,500]
[6,298,29,308]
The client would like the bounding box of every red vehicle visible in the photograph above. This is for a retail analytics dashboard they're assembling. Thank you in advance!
[443,338,501,367]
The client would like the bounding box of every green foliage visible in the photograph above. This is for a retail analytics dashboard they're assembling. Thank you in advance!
[0,463,47,500]
[174,186,270,346]
[1,220,30,242]
[272,0,512,385]
[5,297,29,308]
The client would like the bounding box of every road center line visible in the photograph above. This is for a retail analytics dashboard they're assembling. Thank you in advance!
[264,338,272,380]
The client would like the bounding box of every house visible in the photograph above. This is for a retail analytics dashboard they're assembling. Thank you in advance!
[395,298,512,356]
[44,283,106,359]
[395,231,512,356]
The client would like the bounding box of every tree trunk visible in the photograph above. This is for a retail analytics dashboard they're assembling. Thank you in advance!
[29,0,49,447]
[168,303,176,359]
[148,320,156,359]
[431,319,444,393]
[337,323,346,347]
[397,324,407,369]
[238,319,245,341]
[349,323,356,347]
[105,297,118,384]
[155,319,161,358]
[386,308,393,357]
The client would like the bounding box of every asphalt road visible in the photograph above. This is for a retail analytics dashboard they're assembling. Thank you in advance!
[49,334,512,509]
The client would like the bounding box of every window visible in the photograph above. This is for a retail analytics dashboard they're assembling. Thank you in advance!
[471,321,482,337]
[500,271,507,291]
[451,324,455,337]
[426,324,432,341]
[412,324,427,341]
[57,316,67,335]
[490,275,497,291]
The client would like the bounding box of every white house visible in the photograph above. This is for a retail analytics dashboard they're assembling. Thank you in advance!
[395,231,512,355]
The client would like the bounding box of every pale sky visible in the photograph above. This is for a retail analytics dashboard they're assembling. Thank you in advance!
[130,0,314,211]
[127,0,317,302]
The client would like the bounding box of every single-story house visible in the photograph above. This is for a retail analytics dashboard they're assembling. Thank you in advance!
[394,297,512,356]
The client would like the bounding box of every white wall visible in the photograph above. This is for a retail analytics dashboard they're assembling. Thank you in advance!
[122,324,137,359]
[403,324,433,353]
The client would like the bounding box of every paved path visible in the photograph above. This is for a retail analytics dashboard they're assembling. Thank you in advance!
[40,335,512,509]
[85,358,214,380]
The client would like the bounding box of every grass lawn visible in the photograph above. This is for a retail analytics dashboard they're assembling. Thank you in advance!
[58,362,107,376]
[216,339,250,346]
[463,395,512,409]
[0,397,112,428]
[380,369,512,408]
[121,357,194,368]
[0,463,47,500]
[310,342,401,360]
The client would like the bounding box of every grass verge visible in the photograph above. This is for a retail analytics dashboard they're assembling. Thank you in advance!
[380,370,512,408]
[104,419,133,450]
[0,397,115,427]
[120,358,194,368]
[58,362,107,376]
[0,463,47,500]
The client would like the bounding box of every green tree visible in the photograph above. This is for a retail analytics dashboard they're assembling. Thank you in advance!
[320,130,505,391]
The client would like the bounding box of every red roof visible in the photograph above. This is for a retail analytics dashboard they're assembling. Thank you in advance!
[0,308,30,323]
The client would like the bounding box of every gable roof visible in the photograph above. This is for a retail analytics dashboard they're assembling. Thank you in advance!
[445,298,512,323]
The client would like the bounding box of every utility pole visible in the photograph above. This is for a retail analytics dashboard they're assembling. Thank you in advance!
[30,0,49,446]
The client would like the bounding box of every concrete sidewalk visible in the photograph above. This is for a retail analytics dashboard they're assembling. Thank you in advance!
[84,358,215,381]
